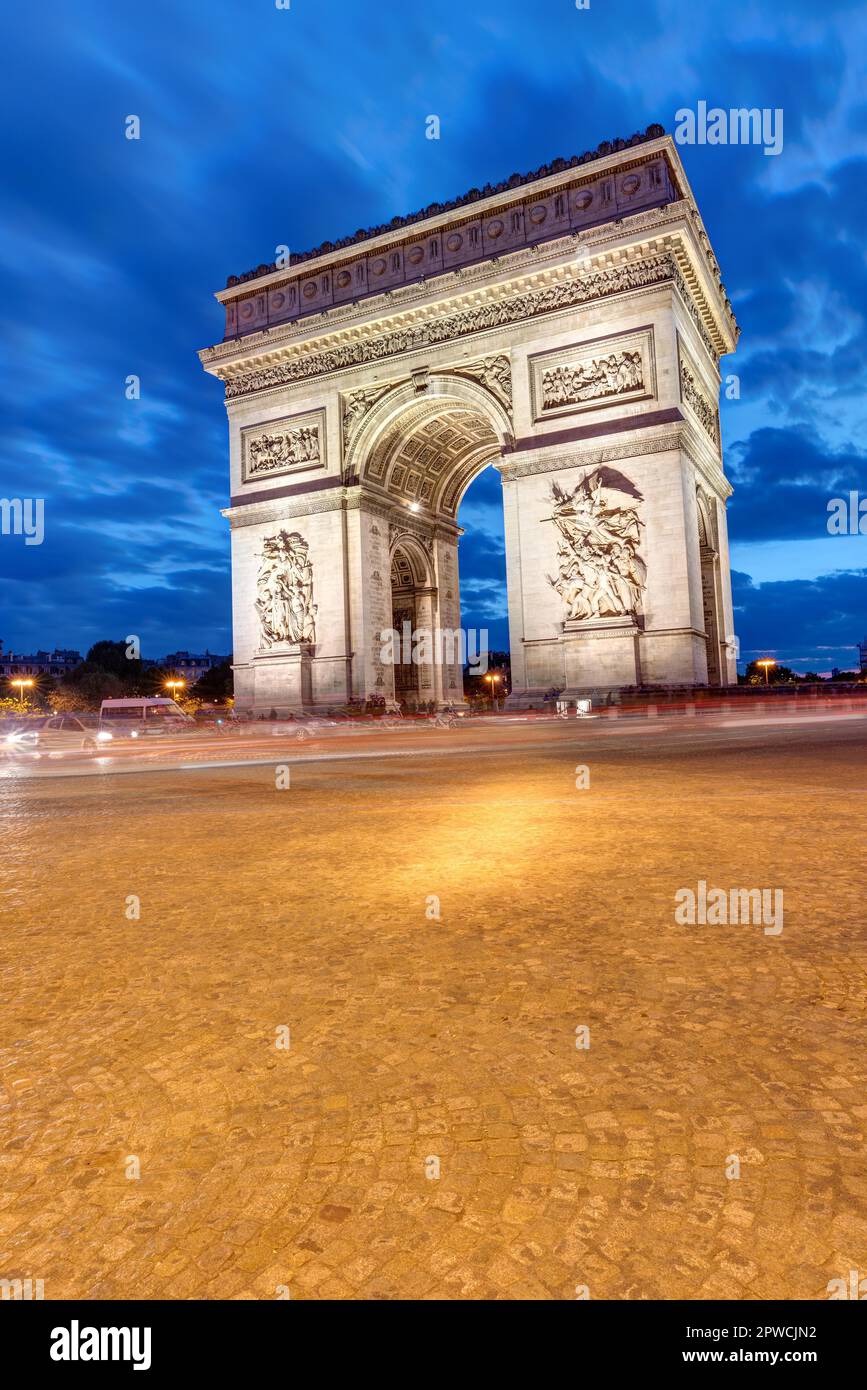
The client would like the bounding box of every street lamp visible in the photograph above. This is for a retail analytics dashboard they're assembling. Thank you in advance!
[486,672,501,712]
[757,658,776,686]
[164,678,186,700]
[10,677,34,706]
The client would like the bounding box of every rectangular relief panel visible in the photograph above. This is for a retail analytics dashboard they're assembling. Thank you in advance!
[240,408,327,484]
[528,326,656,423]
[677,333,721,452]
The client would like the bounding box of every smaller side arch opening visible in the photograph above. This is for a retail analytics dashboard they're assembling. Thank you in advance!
[697,492,723,686]
[389,536,434,710]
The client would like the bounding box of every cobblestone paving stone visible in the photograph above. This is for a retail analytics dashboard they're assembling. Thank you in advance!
[1,721,865,1299]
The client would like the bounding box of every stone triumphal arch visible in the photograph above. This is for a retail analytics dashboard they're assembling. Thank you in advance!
[199,125,739,712]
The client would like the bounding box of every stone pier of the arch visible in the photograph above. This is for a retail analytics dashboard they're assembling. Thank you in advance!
[200,127,740,714]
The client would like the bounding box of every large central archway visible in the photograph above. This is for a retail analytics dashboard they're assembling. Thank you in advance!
[348,376,512,708]
[348,375,511,510]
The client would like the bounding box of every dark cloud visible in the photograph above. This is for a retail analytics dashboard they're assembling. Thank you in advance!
[726,426,867,542]
[732,568,867,669]
[2,0,866,668]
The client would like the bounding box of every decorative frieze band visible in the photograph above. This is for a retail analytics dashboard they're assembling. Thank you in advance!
[224,252,686,402]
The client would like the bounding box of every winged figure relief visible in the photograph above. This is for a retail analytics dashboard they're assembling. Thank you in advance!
[544,469,646,621]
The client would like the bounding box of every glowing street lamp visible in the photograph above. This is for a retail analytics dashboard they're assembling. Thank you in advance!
[486,672,501,711]
[10,677,34,706]
[757,658,776,686]
[164,678,186,700]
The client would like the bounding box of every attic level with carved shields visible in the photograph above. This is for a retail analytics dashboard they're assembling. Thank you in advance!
[199,125,739,713]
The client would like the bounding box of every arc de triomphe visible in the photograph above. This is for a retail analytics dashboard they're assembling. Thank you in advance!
[199,125,739,712]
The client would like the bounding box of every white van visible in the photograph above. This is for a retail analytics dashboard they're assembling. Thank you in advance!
[99,697,195,738]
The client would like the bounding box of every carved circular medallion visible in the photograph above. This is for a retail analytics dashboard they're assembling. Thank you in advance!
[486,219,504,238]
[575,191,593,210]
[446,233,463,252]
[371,257,387,276]
[302,281,317,299]
[407,245,424,265]
[622,174,641,195]
[241,302,254,318]
[336,269,352,288]
[529,204,547,224]
[271,292,285,309]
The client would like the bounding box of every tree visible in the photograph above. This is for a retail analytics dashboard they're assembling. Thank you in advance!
[65,639,144,694]
[54,671,127,710]
[464,650,511,706]
[86,640,143,680]
[0,695,36,717]
[48,686,93,713]
[744,660,798,685]
[192,658,234,702]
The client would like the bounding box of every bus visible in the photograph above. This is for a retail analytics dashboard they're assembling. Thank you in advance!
[98,697,195,737]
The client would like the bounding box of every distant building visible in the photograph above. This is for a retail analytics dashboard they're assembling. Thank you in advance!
[161,650,226,683]
[860,637,867,673]
[0,641,83,679]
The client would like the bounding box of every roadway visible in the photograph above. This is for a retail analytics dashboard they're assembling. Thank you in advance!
[1,708,865,1299]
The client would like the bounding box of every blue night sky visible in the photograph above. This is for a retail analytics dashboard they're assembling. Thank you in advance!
[3,0,867,671]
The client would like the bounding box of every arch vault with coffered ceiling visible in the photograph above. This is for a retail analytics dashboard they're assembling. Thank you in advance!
[199,126,739,712]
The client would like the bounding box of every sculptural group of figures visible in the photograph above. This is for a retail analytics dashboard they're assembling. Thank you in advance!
[249,426,320,475]
[541,350,643,409]
[256,531,317,645]
[546,471,646,621]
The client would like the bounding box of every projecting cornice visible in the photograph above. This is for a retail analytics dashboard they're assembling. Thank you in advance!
[200,223,736,405]
[497,417,732,500]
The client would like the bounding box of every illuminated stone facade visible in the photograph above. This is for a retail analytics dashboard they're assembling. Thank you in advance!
[199,129,738,711]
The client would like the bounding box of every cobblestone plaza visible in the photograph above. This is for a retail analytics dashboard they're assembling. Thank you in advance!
[2,718,864,1300]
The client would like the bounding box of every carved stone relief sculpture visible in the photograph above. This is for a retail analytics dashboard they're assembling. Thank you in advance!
[255,530,317,646]
[341,384,392,446]
[678,348,720,448]
[544,469,646,621]
[453,355,512,409]
[242,411,325,481]
[529,328,654,422]
[541,349,643,409]
[224,254,687,401]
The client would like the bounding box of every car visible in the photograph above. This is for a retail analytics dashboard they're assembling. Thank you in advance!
[0,717,41,740]
[3,713,114,756]
[1,717,46,755]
